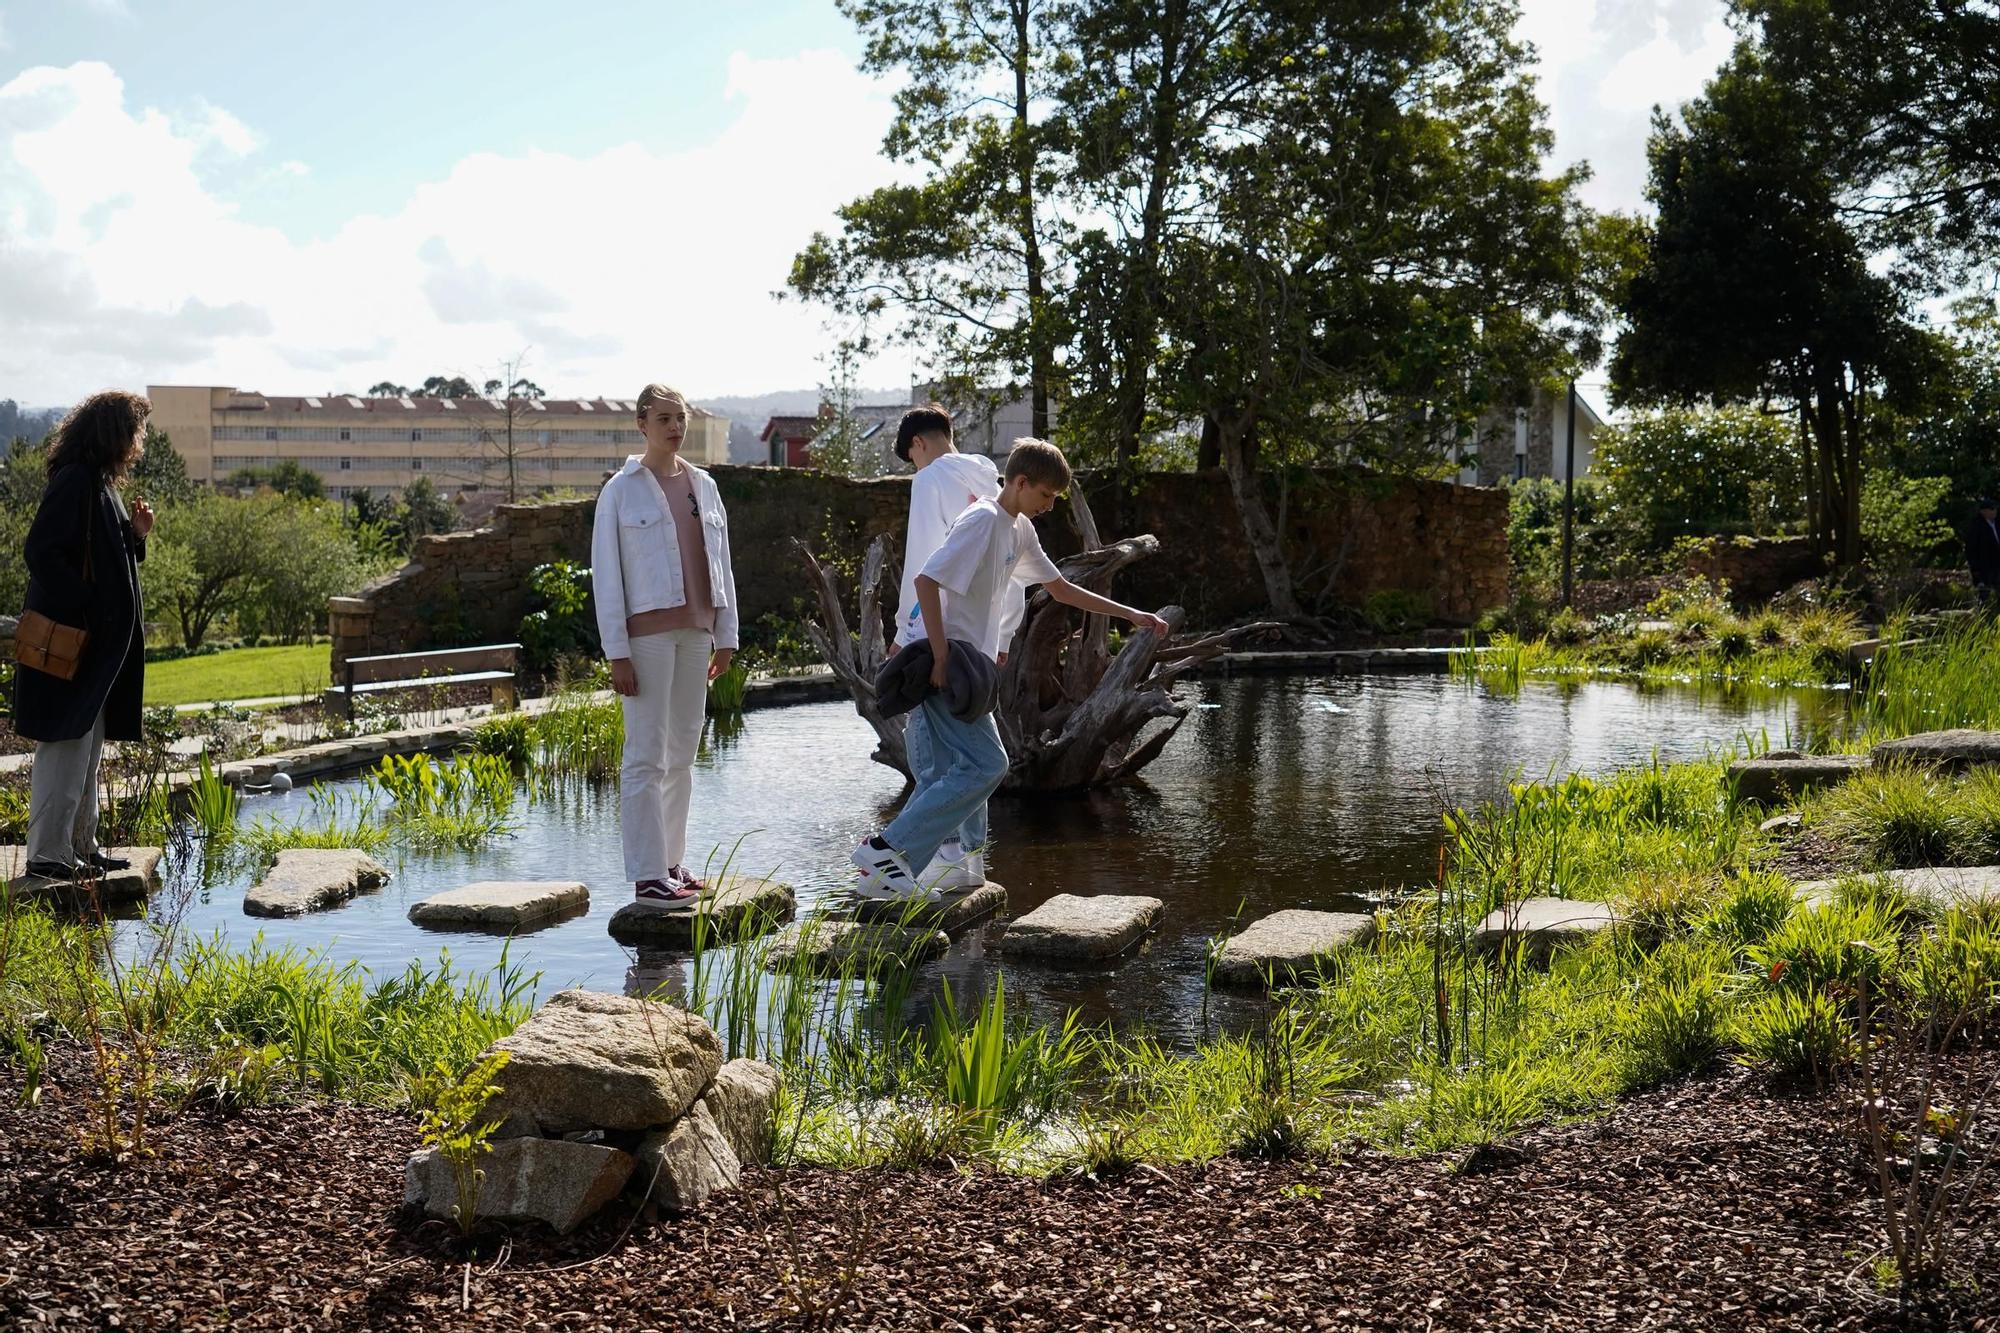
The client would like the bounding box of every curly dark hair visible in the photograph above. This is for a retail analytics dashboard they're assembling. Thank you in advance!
[47,389,151,480]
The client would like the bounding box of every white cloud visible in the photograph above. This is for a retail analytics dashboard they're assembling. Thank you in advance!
[1517,0,1735,214]
[0,53,904,404]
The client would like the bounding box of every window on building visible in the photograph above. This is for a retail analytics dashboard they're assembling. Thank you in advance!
[339,428,350,441]
[412,458,424,470]
[265,427,278,441]
[411,428,422,442]
[339,458,351,471]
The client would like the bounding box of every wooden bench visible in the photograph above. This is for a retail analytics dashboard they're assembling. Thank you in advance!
[325,643,522,719]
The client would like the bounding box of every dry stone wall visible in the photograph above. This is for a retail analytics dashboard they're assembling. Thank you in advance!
[329,465,1509,673]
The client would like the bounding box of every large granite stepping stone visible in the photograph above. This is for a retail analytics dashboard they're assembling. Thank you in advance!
[478,989,723,1135]
[1727,751,1868,803]
[405,1137,633,1233]
[1212,909,1377,990]
[1792,866,2000,911]
[1871,730,2000,773]
[764,918,948,973]
[1472,898,1619,962]
[851,882,1006,933]
[244,849,388,917]
[1001,893,1163,961]
[409,880,588,931]
[606,876,796,948]
[5,846,162,905]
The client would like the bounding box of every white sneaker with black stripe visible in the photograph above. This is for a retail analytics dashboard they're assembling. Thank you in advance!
[851,836,921,900]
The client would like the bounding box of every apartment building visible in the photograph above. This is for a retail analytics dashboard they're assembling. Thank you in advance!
[147,386,730,498]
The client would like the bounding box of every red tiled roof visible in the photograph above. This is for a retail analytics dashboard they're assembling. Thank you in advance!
[760,414,822,441]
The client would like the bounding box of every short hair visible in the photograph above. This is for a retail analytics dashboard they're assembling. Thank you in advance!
[1003,437,1071,491]
[48,390,150,480]
[894,403,954,463]
[636,383,689,421]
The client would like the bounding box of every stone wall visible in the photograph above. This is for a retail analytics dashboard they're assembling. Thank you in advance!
[329,465,1509,672]
[1682,536,1825,607]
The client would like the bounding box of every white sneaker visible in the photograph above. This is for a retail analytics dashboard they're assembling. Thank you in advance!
[925,845,985,891]
[850,837,922,900]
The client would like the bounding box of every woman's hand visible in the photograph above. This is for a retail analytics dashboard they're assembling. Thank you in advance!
[610,658,638,696]
[130,498,154,540]
[707,647,735,682]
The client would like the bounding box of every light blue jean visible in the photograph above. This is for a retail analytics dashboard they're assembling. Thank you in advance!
[904,703,988,854]
[885,695,1007,873]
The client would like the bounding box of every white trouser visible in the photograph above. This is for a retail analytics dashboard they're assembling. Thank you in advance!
[619,629,712,882]
[27,710,107,867]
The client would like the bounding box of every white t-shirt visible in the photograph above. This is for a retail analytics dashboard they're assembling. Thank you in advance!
[896,452,1008,647]
[918,499,1061,661]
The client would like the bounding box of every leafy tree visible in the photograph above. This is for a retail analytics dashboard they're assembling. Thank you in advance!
[225,458,326,500]
[1594,406,1808,551]
[240,501,363,642]
[1155,0,1594,616]
[0,400,62,445]
[419,375,479,399]
[402,476,455,544]
[131,425,196,505]
[1860,467,1954,576]
[790,0,1074,437]
[1737,0,2000,269]
[1611,53,1925,568]
[367,382,410,397]
[145,494,276,649]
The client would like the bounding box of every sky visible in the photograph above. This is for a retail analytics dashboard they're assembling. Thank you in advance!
[0,0,1738,408]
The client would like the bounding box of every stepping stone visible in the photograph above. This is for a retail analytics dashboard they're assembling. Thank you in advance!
[4,846,162,905]
[405,1138,633,1234]
[1726,751,1868,803]
[1792,866,2000,911]
[409,880,589,932]
[244,848,389,917]
[1871,730,2000,773]
[1211,909,1377,990]
[1758,812,1804,835]
[606,876,796,948]
[1472,899,1619,962]
[851,882,1006,933]
[764,918,948,974]
[1001,893,1163,961]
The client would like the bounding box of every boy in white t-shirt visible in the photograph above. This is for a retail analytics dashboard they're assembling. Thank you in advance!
[851,439,1170,901]
[889,405,1016,890]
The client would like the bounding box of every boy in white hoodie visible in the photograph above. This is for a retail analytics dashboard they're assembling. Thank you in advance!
[890,404,1012,890]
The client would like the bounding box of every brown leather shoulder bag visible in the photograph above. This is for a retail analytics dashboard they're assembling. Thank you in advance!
[15,481,96,682]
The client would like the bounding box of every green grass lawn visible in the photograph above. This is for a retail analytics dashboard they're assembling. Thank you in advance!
[143,643,330,707]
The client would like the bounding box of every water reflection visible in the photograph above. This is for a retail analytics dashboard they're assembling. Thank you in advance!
[119,672,1834,1050]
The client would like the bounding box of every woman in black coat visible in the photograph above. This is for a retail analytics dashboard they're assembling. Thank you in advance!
[19,390,154,880]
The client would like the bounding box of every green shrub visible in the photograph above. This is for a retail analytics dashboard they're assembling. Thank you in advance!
[472,713,535,768]
[518,561,599,675]
[1699,874,1796,951]
[1748,609,1791,647]
[1363,589,1433,635]
[1545,607,1589,647]
[1813,769,1958,868]
[1898,905,2000,1027]
[1733,988,1852,1086]
[1624,968,1726,1084]
[1714,622,1754,659]
[1625,629,1672,668]
[1746,895,1901,998]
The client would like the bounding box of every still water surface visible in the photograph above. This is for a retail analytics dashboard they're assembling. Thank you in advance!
[137,673,1835,1047]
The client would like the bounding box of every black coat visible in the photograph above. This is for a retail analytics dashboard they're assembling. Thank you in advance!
[1967,514,2000,587]
[875,637,998,721]
[16,462,145,742]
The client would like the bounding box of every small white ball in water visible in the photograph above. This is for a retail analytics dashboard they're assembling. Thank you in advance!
[270,771,293,792]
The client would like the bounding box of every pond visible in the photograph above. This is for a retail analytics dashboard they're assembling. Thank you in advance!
[133,671,1841,1048]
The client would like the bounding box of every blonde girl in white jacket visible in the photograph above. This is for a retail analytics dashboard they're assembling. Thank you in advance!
[590,384,739,909]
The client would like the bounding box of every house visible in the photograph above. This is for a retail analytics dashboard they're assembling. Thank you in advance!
[1461,384,1605,487]
[914,383,1051,460]
[759,415,821,468]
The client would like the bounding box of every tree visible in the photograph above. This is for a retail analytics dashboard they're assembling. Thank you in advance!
[225,458,326,500]
[1594,406,1808,551]
[790,0,1073,438]
[1155,0,1595,617]
[145,494,276,650]
[473,360,546,502]
[804,339,879,479]
[241,500,363,642]
[1611,53,1925,568]
[418,375,479,399]
[1737,0,2000,269]
[367,382,410,397]
[402,476,455,543]
[131,425,196,505]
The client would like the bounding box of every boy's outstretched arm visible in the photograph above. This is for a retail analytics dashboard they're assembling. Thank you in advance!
[1042,576,1171,640]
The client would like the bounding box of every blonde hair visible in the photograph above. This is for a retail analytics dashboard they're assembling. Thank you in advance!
[636,383,690,422]
[1003,436,1071,491]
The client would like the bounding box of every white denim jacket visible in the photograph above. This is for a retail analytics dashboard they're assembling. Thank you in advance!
[590,455,739,658]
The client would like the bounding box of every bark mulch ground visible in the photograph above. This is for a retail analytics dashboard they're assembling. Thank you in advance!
[1,1049,1994,1331]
